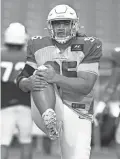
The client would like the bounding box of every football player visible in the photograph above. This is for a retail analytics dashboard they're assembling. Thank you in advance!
[1,23,33,159]
[95,47,120,158]
[17,5,102,159]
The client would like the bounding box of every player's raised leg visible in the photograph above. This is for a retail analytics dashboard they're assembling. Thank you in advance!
[31,84,59,140]
[31,66,59,140]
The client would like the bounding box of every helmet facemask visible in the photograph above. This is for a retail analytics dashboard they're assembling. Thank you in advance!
[48,19,78,44]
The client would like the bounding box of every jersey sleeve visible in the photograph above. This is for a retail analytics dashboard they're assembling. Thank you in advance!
[82,38,102,63]
[77,63,99,75]
[77,38,102,75]
[26,39,37,69]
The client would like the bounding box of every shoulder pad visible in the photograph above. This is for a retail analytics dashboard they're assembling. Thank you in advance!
[75,36,102,45]
[84,37,102,52]
[27,36,53,56]
[81,36,102,63]
[27,36,43,50]
[84,36,101,45]
[29,36,51,45]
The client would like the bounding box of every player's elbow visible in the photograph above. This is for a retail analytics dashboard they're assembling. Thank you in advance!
[80,79,97,95]
[80,84,93,95]
[77,71,98,95]
[85,85,93,95]
[84,74,98,95]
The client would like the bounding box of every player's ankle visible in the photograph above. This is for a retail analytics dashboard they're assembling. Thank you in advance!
[42,108,55,115]
[42,108,56,119]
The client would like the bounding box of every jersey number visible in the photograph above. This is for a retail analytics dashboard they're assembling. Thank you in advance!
[1,61,25,82]
[45,61,77,77]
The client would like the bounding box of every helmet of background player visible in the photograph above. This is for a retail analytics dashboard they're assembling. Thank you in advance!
[4,22,28,45]
[47,4,79,44]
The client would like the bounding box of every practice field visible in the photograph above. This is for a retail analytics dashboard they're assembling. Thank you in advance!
[8,148,117,159]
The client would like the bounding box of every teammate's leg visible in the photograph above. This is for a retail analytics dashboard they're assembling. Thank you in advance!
[0,107,16,159]
[17,106,33,159]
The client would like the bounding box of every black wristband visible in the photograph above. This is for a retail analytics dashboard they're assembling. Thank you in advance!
[16,64,35,87]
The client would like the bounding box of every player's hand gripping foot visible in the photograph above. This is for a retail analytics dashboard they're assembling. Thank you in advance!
[42,109,60,140]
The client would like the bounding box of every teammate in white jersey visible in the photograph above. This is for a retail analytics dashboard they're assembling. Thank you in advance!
[17,4,102,159]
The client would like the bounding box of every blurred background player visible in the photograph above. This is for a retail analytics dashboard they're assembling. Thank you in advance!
[95,47,120,158]
[0,22,33,159]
